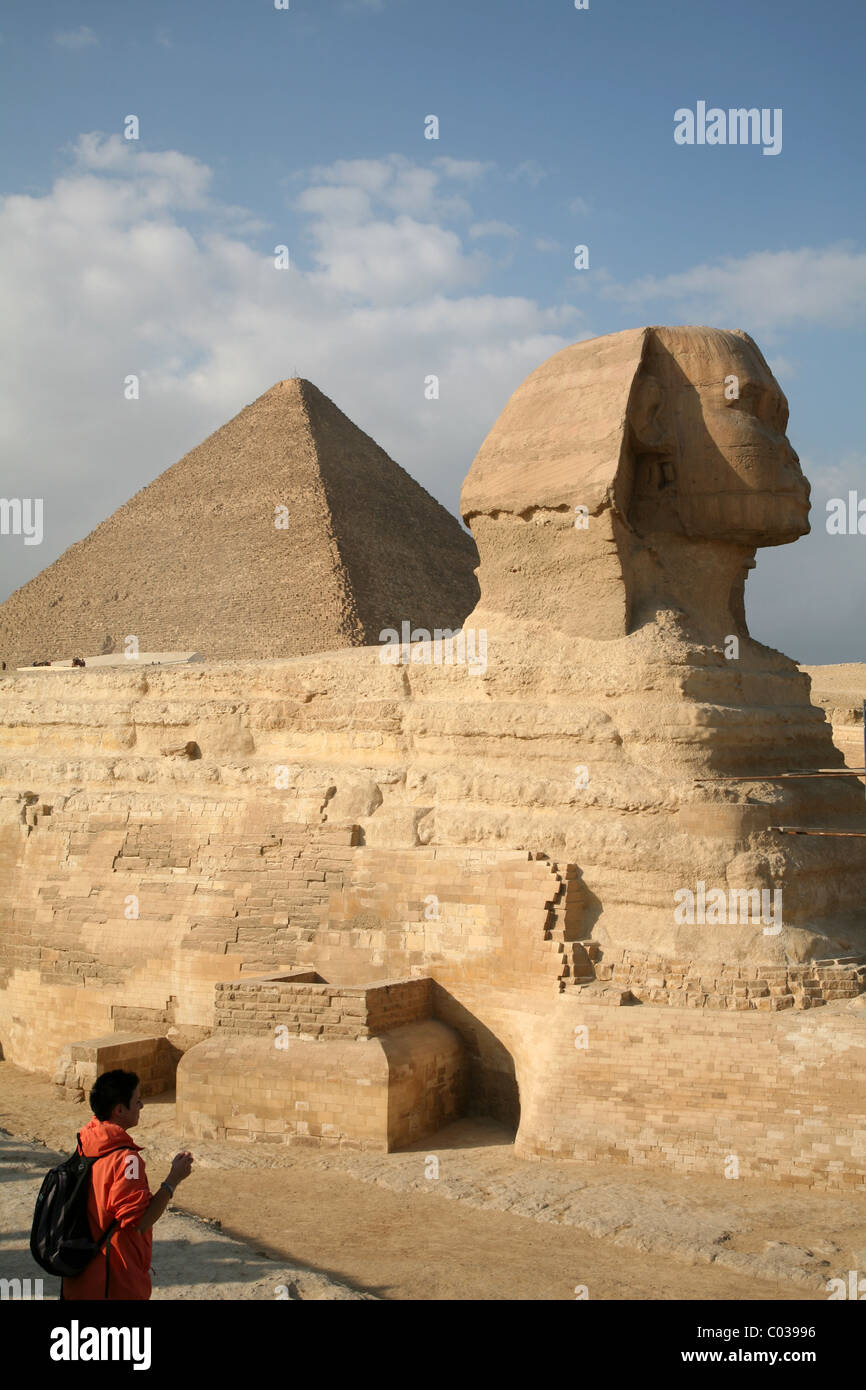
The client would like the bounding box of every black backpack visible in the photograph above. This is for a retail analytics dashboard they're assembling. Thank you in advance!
[30,1133,134,1291]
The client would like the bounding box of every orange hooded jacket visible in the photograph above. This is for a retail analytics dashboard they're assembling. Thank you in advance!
[61,1118,154,1301]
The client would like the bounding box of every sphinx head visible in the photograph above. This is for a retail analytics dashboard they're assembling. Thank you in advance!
[460,325,810,641]
[626,326,809,544]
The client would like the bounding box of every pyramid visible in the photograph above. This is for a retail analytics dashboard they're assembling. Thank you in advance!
[0,380,480,667]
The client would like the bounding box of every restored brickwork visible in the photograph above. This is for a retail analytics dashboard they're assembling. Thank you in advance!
[52,1033,178,1103]
[177,1019,464,1152]
[508,995,866,1189]
[213,973,432,1040]
[585,947,866,1010]
[0,788,580,1073]
[0,791,362,1069]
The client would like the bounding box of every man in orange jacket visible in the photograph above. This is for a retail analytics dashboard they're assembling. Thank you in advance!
[61,1069,193,1300]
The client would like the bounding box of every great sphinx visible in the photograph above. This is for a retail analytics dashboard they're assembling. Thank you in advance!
[452,324,866,966]
[1,327,864,1181]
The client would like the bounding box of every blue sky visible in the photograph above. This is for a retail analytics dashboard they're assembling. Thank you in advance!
[0,0,864,661]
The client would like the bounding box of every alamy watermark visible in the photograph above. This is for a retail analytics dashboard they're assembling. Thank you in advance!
[0,498,43,545]
[674,880,782,934]
[826,491,866,535]
[0,1276,44,1299]
[379,622,487,676]
[674,103,782,156]
[826,1270,866,1299]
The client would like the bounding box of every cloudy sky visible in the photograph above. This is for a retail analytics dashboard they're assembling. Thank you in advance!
[0,0,863,662]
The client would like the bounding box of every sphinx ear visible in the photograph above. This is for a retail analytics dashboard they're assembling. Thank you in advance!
[628,373,671,451]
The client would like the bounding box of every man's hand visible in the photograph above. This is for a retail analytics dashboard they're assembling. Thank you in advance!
[134,1152,194,1233]
[168,1150,194,1186]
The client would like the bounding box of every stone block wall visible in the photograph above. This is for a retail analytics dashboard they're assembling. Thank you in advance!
[367,978,432,1033]
[213,972,432,1041]
[0,790,362,1069]
[53,1032,178,1103]
[3,718,865,1185]
[465,989,866,1189]
[318,848,581,991]
[177,1019,464,1151]
[0,783,580,1072]
[585,948,866,1010]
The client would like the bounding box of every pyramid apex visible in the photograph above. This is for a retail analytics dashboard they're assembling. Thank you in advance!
[263,376,308,392]
[256,377,331,408]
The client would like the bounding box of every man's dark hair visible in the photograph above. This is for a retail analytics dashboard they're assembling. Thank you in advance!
[90,1069,140,1121]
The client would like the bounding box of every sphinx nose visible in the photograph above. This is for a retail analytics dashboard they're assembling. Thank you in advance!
[784,445,802,474]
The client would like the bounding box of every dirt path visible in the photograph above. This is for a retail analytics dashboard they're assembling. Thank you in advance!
[175,1164,817,1301]
[2,1061,855,1301]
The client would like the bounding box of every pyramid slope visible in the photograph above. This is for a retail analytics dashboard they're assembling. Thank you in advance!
[300,380,479,640]
[0,380,479,667]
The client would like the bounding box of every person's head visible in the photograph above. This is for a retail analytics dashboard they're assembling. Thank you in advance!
[89,1070,143,1130]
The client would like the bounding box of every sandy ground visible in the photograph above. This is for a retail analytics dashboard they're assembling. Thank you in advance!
[2,1061,862,1301]
[1,1131,370,1300]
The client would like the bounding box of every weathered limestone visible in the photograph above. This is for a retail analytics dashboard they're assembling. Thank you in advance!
[16,652,204,672]
[1,328,864,1184]
[461,326,808,641]
[804,664,865,770]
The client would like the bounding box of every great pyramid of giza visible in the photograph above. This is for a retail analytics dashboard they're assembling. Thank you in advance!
[0,379,480,667]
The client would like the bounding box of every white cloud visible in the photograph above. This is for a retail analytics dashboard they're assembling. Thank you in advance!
[301,154,470,220]
[804,452,866,499]
[54,26,98,49]
[432,157,494,182]
[469,221,518,240]
[603,245,866,333]
[567,196,592,218]
[306,214,484,301]
[509,161,547,187]
[764,353,796,381]
[534,236,560,253]
[294,155,486,300]
[307,157,394,195]
[0,137,580,601]
[69,133,213,209]
[295,183,374,224]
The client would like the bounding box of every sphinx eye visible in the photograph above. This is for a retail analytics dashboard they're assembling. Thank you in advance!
[735,381,760,406]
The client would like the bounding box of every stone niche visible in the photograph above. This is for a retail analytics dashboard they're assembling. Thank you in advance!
[176,972,465,1151]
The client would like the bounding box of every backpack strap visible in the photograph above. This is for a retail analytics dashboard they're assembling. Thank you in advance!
[104,1229,114,1298]
[74,1136,135,1164]
[93,1143,138,1161]
[94,1217,120,1251]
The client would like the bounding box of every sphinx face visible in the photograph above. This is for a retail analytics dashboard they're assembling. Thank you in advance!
[629,327,811,544]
